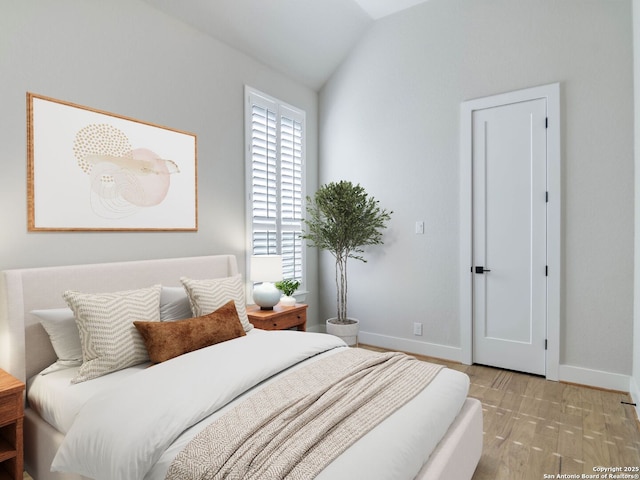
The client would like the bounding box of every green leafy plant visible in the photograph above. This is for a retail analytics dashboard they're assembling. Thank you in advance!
[302,180,392,323]
[275,279,300,297]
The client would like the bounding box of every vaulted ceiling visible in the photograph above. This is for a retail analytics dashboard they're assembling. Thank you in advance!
[142,0,430,90]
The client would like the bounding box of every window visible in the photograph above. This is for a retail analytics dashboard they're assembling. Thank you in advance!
[245,87,306,285]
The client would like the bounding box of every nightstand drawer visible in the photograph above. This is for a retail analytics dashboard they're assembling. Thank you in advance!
[0,394,19,426]
[247,304,307,332]
[269,312,304,330]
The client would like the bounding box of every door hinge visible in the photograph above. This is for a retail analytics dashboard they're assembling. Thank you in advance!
[545,117,548,128]
[545,191,549,203]
[545,339,548,350]
[545,265,548,276]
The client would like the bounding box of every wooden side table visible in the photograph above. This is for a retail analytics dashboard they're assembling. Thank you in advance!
[0,370,24,480]
[247,303,307,332]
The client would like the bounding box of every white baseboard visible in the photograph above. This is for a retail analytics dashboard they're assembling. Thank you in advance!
[358,331,463,363]
[557,364,630,392]
[306,324,324,334]
[331,330,632,392]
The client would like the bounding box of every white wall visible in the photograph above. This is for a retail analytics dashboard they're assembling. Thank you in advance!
[632,0,640,411]
[0,1,320,325]
[320,0,634,386]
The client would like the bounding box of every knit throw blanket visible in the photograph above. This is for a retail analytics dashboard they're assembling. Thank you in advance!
[166,348,443,480]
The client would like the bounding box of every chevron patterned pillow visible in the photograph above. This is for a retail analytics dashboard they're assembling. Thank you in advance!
[63,284,162,384]
[180,274,253,332]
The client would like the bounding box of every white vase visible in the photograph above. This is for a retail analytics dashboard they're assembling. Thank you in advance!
[326,317,359,346]
[280,295,296,307]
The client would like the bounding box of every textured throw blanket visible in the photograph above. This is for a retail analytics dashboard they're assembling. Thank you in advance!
[166,348,443,480]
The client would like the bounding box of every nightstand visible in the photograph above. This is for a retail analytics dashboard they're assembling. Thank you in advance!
[0,370,24,480]
[247,303,307,332]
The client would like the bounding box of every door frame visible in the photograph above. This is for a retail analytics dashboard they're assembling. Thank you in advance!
[459,83,561,380]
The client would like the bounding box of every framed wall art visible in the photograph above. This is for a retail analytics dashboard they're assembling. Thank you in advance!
[27,93,198,231]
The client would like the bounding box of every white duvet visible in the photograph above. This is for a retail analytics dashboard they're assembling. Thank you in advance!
[30,330,469,480]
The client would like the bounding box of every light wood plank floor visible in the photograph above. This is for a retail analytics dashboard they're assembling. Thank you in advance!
[361,344,640,479]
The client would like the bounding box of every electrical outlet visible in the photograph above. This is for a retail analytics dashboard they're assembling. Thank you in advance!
[413,322,423,336]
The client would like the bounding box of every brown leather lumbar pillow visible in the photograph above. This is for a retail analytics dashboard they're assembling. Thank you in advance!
[134,300,246,363]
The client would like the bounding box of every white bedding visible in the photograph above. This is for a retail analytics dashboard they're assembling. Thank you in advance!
[28,361,150,434]
[28,330,469,480]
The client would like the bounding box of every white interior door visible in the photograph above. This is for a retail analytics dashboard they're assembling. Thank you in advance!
[472,98,547,376]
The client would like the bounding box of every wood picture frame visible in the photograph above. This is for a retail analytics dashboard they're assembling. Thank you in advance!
[27,93,197,231]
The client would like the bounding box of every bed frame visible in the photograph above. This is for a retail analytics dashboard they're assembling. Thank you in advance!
[0,255,482,480]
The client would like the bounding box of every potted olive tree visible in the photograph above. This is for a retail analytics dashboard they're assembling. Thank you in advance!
[302,180,392,345]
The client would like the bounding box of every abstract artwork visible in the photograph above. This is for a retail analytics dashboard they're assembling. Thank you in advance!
[27,93,197,231]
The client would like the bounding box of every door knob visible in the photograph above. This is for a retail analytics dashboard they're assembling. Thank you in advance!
[474,266,491,274]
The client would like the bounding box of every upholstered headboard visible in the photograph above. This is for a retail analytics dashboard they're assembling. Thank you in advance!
[0,255,239,382]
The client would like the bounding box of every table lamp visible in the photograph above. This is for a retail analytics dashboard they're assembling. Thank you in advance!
[250,255,283,310]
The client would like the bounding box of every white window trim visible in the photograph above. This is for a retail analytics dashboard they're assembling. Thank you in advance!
[244,86,307,296]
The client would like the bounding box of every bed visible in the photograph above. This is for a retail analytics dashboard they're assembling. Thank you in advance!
[0,254,482,480]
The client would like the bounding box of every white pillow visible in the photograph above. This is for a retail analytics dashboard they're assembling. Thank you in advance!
[63,285,162,384]
[31,308,83,374]
[160,286,193,321]
[180,274,253,332]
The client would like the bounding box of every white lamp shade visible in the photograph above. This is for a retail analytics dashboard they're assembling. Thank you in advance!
[250,255,283,282]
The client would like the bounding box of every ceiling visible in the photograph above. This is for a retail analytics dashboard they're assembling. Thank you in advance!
[142,0,429,90]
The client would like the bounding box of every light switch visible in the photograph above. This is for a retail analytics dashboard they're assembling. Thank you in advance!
[415,221,425,234]
[413,322,423,336]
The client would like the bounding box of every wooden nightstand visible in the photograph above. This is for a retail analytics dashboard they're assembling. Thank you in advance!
[0,370,24,480]
[247,303,307,332]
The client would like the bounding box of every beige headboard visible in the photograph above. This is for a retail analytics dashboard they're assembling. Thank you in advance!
[0,255,239,382]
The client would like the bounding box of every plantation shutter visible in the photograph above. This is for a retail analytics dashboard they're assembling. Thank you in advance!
[246,88,305,284]
[250,99,278,256]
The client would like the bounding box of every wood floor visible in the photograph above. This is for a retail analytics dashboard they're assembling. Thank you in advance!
[361,344,640,480]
